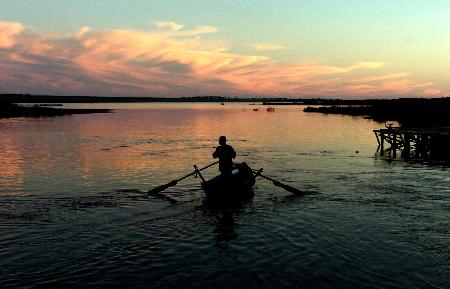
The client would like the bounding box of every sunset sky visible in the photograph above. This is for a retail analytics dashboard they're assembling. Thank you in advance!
[1,0,449,98]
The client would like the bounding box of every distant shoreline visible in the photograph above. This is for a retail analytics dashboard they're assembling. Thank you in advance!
[0,102,111,119]
[2,94,450,126]
[303,98,450,127]
[1,93,449,105]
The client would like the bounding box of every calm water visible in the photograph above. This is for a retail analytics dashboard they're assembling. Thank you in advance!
[1,103,449,289]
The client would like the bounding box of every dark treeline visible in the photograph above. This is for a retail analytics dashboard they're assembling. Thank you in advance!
[0,94,413,104]
[4,93,449,106]
[303,98,450,127]
[1,94,266,103]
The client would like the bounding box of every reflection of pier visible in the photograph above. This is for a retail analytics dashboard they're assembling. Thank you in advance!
[373,127,450,161]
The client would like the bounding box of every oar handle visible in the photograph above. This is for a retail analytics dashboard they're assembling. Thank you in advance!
[252,169,277,182]
[253,168,263,179]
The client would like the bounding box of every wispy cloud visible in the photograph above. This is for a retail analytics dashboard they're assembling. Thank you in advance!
[351,73,409,83]
[154,21,217,36]
[249,43,285,51]
[155,21,183,32]
[422,88,442,96]
[0,20,444,97]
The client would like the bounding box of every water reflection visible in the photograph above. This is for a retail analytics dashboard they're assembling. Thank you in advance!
[0,132,25,190]
[0,104,383,196]
[201,197,253,248]
[213,210,238,246]
[1,104,449,288]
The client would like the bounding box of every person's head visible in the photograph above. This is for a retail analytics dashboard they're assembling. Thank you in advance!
[219,136,227,145]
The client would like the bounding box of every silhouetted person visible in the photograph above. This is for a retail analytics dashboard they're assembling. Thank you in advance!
[213,136,236,175]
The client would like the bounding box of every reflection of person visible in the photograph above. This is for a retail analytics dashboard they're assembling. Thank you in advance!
[214,211,238,246]
[212,136,236,174]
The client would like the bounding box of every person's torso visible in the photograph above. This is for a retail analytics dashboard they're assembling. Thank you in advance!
[216,145,234,159]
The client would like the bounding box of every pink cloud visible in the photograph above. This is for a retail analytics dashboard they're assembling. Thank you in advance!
[0,21,23,48]
[0,20,445,98]
[422,88,442,96]
[351,73,409,83]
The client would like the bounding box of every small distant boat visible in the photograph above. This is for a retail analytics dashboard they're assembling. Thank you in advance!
[267,107,275,112]
[195,162,259,203]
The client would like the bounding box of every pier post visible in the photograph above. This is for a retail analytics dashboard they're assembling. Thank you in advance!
[416,135,421,158]
[417,135,425,158]
[392,133,397,158]
[403,134,410,159]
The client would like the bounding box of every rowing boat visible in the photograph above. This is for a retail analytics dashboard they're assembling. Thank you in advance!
[195,162,257,203]
[148,161,302,201]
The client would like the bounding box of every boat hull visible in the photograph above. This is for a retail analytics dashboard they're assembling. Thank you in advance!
[201,162,255,203]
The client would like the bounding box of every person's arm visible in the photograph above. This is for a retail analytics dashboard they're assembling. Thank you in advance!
[212,147,219,158]
[231,146,236,159]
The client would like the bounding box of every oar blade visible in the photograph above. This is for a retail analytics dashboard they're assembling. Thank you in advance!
[147,180,178,194]
[273,181,304,195]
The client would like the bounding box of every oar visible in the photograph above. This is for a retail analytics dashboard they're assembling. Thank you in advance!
[148,161,219,194]
[252,169,304,194]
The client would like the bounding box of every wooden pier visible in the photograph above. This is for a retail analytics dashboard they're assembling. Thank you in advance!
[373,126,450,161]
